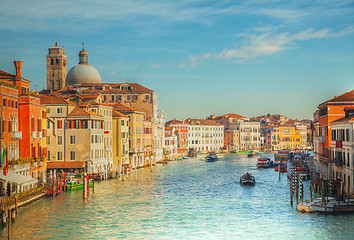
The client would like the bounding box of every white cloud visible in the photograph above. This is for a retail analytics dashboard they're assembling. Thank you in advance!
[180,26,354,67]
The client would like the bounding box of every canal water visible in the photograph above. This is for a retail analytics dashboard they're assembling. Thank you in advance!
[1,154,354,239]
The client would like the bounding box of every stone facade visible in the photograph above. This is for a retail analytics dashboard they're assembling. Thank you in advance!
[47,43,67,92]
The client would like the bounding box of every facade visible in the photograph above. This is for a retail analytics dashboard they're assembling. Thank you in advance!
[235,121,261,151]
[143,120,153,166]
[165,119,189,154]
[47,42,67,92]
[113,102,145,168]
[112,110,129,171]
[329,109,354,198]
[224,129,239,152]
[164,130,178,159]
[186,119,224,153]
[313,90,354,179]
[155,110,166,162]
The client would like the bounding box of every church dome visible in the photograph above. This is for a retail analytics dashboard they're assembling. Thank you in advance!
[66,47,101,86]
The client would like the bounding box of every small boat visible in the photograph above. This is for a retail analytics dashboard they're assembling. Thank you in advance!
[248,153,257,158]
[256,158,273,168]
[66,180,93,191]
[175,157,182,161]
[183,157,189,159]
[240,173,255,185]
[275,165,287,172]
[205,153,218,162]
[297,198,354,213]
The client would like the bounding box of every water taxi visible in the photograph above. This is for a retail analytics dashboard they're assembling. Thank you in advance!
[240,173,255,186]
[256,158,272,168]
[205,153,218,162]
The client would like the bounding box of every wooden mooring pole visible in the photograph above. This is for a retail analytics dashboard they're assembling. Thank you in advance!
[8,209,11,240]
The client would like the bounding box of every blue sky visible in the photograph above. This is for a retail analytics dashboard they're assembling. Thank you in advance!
[1,0,354,121]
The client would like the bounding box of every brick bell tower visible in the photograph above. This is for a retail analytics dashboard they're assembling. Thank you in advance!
[46,42,67,92]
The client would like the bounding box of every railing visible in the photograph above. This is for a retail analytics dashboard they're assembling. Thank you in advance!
[31,131,36,139]
[11,131,22,140]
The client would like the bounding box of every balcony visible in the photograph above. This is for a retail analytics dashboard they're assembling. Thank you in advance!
[38,131,43,139]
[31,131,36,140]
[336,141,342,148]
[105,146,112,152]
[318,136,325,143]
[129,148,137,154]
[11,131,22,140]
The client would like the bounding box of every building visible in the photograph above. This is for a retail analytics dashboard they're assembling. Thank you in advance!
[143,120,153,166]
[224,129,239,152]
[165,119,189,155]
[235,121,261,151]
[112,110,129,171]
[164,129,178,159]
[329,108,354,198]
[47,42,67,92]
[313,90,354,179]
[113,102,145,168]
[186,118,224,153]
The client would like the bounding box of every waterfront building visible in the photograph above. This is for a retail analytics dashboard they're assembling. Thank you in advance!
[224,129,239,152]
[143,120,153,166]
[47,42,67,92]
[207,113,248,129]
[112,110,129,171]
[329,108,354,198]
[164,129,178,159]
[186,118,224,153]
[235,121,261,151]
[155,110,166,163]
[165,119,189,155]
[113,102,145,168]
[313,90,354,179]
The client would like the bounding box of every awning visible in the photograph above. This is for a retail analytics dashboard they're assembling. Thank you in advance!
[47,161,86,169]
[0,171,38,187]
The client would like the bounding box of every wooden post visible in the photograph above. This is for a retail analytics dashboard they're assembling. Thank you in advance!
[296,174,299,205]
[310,185,313,202]
[290,173,293,205]
[122,166,124,181]
[279,160,281,179]
[83,175,86,199]
[87,175,89,196]
[8,209,11,240]
[15,197,18,215]
[93,173,95,193]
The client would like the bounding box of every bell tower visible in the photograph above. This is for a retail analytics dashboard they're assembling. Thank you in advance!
[46,42,67,92]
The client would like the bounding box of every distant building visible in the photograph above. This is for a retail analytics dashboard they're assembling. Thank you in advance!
[186,118,224,153]
[112,110,129,171]
[165,119,189,154]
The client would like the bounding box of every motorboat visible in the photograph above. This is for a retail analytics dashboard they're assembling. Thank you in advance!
[240,173,255,186]
[248,153,257,158]
[297,197,354,213]
[205,153,218,162]
[256,158,273,168]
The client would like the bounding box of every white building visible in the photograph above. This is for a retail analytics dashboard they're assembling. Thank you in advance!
[155,110,166,162]
[186,119,224,153]
[232,121,261,151]
[329,109,354,198]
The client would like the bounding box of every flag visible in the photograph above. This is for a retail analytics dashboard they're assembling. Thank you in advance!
[0,147,5,168]
[3,148,8,176]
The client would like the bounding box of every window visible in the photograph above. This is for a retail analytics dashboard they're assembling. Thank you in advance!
[56,59,59,65]
[117,95,122,101]
[57,108,62,114]
[70,135,75,144]
[133,95,137,101]
[127,95,131,101]
[57,120,62,129]
[111,95,115,101]
[51,59,54,65]
[57,151,63,160]
[47,137,50,145]
[70,151,75,160]
[121,120,124,126]
[47,151,50,160]
[145,94,149,101]
[58,136,62,145]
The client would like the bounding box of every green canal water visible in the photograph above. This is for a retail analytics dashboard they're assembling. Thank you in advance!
[1,154,354,239]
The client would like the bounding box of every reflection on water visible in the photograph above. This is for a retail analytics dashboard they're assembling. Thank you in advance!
[1,154,354,239]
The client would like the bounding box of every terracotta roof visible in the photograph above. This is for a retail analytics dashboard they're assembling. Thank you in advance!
[47,161,86,169]
[112,110,129,118]
[322,89,354,105]
[330,115,354,125]
[112,102,144,114]
[165,132,172,137]
[40,94,72,105]
[185,118,223,126]
[222,113,247,119]
[0,70,15,79]
[166,119,184,125]
[68,106,102,117]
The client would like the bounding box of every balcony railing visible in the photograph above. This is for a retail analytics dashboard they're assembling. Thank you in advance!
[11,131,22,140]
[31,131,36,140]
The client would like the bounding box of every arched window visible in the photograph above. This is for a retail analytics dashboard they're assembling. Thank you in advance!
[56,59,59,65]
[50,59,54,65]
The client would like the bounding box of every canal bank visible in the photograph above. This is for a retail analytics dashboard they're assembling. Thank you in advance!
[1,154,353,239]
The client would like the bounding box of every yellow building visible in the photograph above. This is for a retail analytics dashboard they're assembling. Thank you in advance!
[112,110,129,172]
[113,103,145,169]
[279,125,303,149]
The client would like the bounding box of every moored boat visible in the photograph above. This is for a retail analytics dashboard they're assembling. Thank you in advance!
[205,152,218,162]
[66,180,93,191]
[256,158,273,168]
[240,172,255,186]
[248,153,257,158]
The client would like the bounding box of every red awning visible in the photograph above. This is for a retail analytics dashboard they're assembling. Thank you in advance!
[47,161,86,169]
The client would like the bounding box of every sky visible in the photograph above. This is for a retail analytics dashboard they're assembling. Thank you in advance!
[1,0,354,121]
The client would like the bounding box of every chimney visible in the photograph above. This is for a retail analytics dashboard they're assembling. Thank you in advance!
[13,61,23,78]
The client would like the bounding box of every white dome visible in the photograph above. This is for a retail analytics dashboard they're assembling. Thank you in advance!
[66,64,101,85]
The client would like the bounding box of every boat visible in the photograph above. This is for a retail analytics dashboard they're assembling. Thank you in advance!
[275,165,287,172]
[256,158,273,168]
[248,153,257,158]
[183,157,189,159]
[66,180,93,191]
[205,152,218,162]
[240,173,255,186]
[175,157,182,161]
